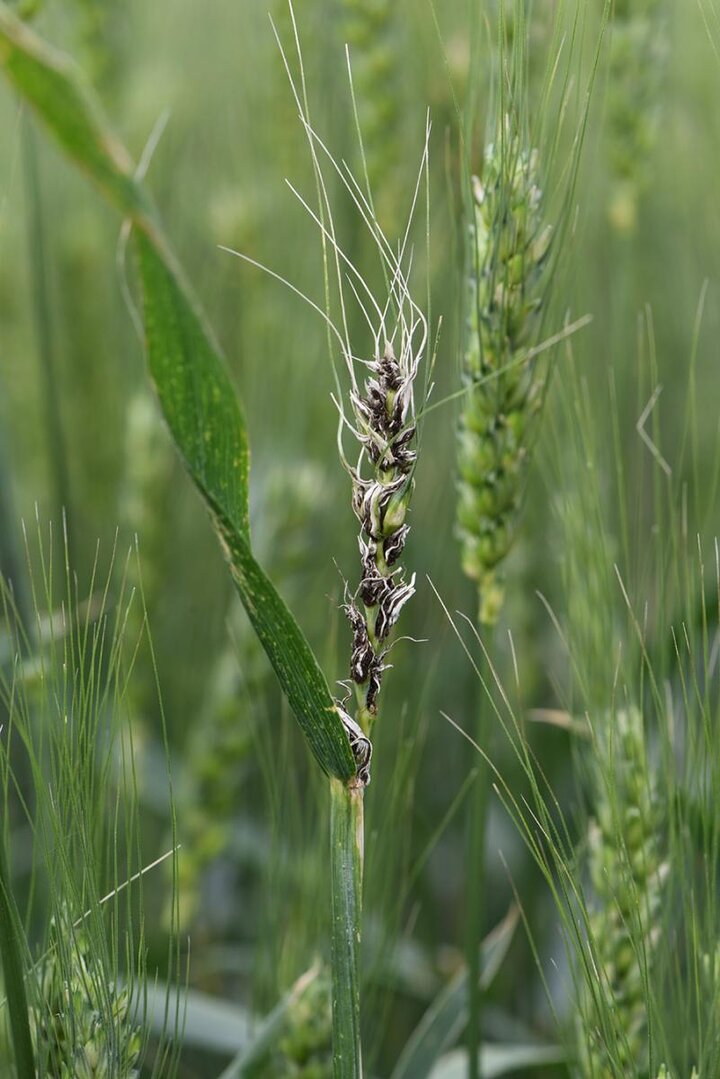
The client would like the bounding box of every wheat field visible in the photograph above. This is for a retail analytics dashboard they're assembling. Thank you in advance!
[0,1,718,1077]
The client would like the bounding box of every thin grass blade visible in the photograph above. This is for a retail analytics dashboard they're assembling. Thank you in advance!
[390,906,519,1079]
[217,963,322,1078]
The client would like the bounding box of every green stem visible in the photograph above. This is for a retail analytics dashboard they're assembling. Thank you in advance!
[466,650,493,1079]
[0,423,32,635]
[330,777,364,1079]
[0,836,35,1078]
[22,118,73,559]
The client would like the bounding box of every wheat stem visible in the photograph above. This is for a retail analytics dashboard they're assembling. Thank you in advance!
[0,836,35,1077]
[330,778,364,1079]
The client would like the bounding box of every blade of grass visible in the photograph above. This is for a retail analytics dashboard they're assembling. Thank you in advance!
[217,963,322,1078]
[391,906,519,1079]
[0,426,31,636]
[21,119,73,564]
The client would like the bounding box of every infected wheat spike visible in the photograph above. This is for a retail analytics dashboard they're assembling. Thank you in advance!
[337,260,427,784]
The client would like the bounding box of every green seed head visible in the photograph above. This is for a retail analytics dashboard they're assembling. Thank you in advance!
[580,706,667,1077]
[29,911,142,1078]
[456,119,549,625]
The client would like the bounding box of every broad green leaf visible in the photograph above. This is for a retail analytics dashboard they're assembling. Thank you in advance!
[0,4,355,783]
[142,982,253,1055]
[220,531,354,779]
[391,906,519,1079]
[0,4,146,218]
[430,1044,565,1079]
[134,232,250,541]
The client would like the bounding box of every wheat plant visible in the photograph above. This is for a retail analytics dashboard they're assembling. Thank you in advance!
[0,5,433,1072]
[0,526,181,1076]
[455,6,603,1076]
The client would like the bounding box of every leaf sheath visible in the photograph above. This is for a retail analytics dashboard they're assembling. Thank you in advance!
[330,778,364,1079]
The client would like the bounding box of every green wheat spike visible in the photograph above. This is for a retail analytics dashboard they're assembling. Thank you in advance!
[457,119,551,625]
[30,911,141,1079]
[580,707,668,1078]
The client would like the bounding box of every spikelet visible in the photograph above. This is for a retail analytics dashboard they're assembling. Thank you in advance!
[456,119,551,625]
[270,965,333,1077]
[605,0,666,231]
[579,707,668,1077]
[30,913,141,1078]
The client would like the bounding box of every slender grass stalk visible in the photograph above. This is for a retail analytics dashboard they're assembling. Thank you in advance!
[0,838,35,1077]
[465,681,491,1079]
[330,778,364,1079]
[326,196,427,1077]
[0,426,32,636]
[21,119,73,562]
